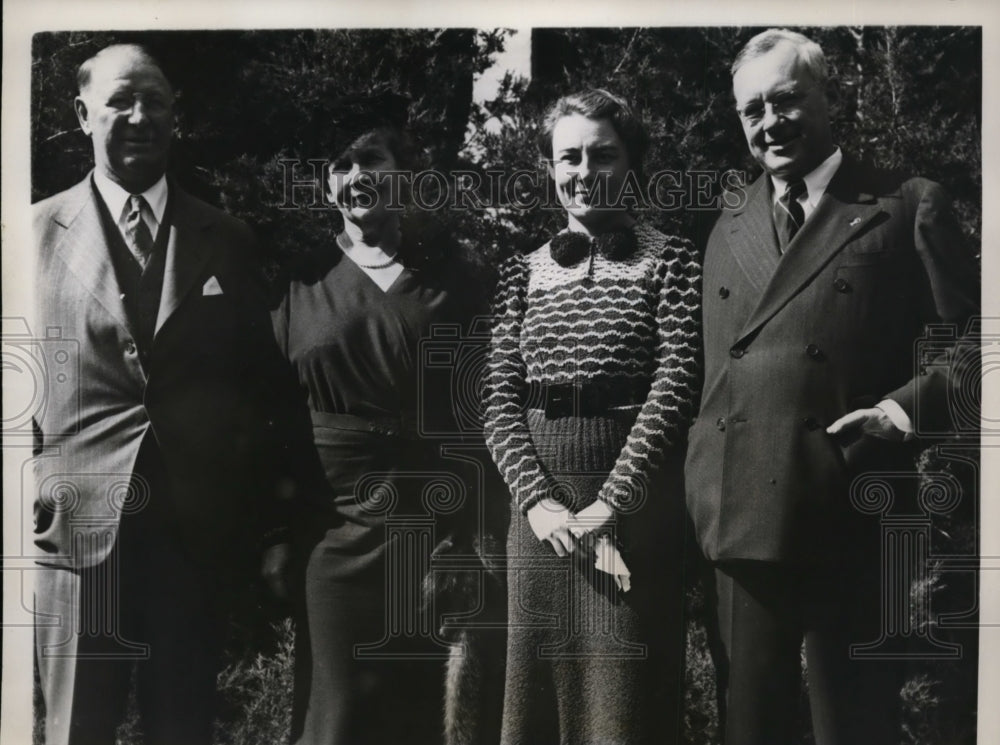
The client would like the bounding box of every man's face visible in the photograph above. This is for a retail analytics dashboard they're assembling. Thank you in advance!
[75,50,174,192]
[732,42,834,180]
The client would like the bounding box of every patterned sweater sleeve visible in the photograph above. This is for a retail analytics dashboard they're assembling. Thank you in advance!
[483,254,555,513]
[596,236,703,511]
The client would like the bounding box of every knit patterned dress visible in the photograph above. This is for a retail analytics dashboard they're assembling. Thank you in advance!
[484,222,702,745]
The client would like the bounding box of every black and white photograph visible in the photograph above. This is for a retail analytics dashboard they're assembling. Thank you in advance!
[2,2,995,744]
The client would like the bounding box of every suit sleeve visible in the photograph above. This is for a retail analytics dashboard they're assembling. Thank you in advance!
[596,237,703,511]
[483,255,556,513]
[883,179,980,435]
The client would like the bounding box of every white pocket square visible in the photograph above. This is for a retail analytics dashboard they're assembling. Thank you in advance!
[202,276,223,296]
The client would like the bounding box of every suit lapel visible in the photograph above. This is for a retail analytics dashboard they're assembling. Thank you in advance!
[50,176,133,332]
[721,176,780,299]
[154,187,216,338]
[735,158,883,345]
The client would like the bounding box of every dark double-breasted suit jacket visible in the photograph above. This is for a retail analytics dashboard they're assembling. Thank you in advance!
[31,173,289,573]
[685,156,979,565]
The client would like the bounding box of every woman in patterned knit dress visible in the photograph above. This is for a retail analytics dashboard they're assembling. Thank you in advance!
[483,89,702,744]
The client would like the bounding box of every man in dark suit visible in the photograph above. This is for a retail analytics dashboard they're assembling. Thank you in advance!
[32,43,293,745]
[685,29,979,745]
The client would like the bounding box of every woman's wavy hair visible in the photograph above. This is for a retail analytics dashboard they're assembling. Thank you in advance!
[331,125,419,177]
[536,88,650,180]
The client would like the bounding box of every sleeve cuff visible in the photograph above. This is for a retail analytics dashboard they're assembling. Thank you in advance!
[876,399,915,441]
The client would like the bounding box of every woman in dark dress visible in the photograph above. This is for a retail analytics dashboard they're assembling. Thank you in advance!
[483,89,702,744]
[269,125,475,745]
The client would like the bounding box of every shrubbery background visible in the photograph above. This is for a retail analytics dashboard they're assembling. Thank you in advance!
[32,27,981,268]
[31,27,981,744]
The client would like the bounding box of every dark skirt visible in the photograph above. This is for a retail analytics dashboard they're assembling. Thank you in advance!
[500,409,688,745]
[290,412,446,745]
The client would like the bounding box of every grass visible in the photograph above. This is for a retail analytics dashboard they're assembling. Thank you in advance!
[33,590,974,745]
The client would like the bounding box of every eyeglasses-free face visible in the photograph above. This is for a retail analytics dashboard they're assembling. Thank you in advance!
[548,113,633,234]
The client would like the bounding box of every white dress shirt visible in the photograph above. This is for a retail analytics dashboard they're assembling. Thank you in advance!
[770,147,843,221]
[93,170,168,246]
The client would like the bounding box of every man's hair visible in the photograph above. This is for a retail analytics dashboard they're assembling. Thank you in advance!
[731,28,828,85]
[537,88,649,177]
[77,43,171,96]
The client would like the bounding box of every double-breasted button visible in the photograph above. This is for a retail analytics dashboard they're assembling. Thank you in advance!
[125,341,137,355]
[805,344,823,360]
[716,417,726,431]
[718,286,730,299]
[802,416,820,430]
[730,347,745,359]
[834,277,851,293]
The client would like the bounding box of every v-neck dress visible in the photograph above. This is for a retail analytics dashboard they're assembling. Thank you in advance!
[273,250,474,745]
[276,255,449,420]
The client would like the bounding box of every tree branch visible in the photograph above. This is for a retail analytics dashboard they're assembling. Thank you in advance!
[609,30,642,80]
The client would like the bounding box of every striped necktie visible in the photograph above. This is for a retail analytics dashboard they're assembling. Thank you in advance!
[125,194,155,269]
[773,179,807,253]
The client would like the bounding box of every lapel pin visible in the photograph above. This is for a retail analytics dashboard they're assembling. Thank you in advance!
[849,217,862,227]
[202,276,223,296]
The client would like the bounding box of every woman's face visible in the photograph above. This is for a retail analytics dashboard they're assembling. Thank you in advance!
[549,113,631,232]
[327,136,400,226]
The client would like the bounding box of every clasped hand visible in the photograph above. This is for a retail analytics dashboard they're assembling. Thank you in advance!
[526,498,616,557]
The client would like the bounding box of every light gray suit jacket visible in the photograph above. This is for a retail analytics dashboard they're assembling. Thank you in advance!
[32,173,290,571]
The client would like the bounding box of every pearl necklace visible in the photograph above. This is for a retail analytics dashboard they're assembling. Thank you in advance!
[337,232,399,270]
[356,256,399,270]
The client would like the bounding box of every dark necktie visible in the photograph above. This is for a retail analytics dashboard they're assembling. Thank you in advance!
[773,179,807,253]
[125,194,155,269]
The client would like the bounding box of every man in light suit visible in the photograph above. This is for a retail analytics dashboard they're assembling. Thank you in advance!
[32,43,294,745]
[685,29,979,745]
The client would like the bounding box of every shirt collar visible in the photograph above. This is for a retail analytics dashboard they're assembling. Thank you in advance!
[770,147,842,208]
[92,170,169,225]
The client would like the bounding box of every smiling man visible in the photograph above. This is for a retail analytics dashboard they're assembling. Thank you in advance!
[684,29,979,745]
[75,45,175,194]
[31,44,297,745]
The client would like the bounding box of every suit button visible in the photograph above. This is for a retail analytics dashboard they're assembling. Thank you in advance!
[802,416,820,430]
[730,347,745,359]
[834,277,851,292]
[716,417,726,431]
[125,341,137,355]
[719,286,730,299]
[805,344,824,360]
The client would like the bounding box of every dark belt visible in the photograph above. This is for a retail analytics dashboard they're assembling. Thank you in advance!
[528,380,650,418]
[310,410,420,439]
